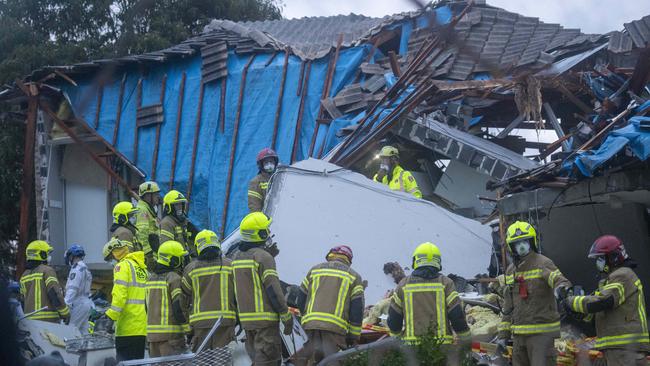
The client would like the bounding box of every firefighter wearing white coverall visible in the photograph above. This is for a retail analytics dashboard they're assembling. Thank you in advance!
[64,245,94,334]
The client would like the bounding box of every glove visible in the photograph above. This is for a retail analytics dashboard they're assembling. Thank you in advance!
[282,315,294,335]
[62,313,71,325]
[555,286,570,301]
[346,334,359,348]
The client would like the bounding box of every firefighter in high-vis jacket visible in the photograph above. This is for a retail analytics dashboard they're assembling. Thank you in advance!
[111,201,141,252]
[103,238,148,361]
[565,235,649,366]
[373,146,422,198]
[20,240,70,324]
[181,229,237,350]
[388,242,470,364]
[248,148,279,212]
[294,245,365,366]
[146,240,189,357]
[233,212,293,365]
[498,221,571,366]
[136,181,162,269]
[160,190,195,257]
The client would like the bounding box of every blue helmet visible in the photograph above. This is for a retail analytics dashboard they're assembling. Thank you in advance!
[64,245,85,266]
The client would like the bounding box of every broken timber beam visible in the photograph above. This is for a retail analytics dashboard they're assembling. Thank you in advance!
[542,103,571,151]
[496,114,525,138]
[556,83,592,115]
[169,72,186,189]
[151,74,167,180]
[271,50,290,150]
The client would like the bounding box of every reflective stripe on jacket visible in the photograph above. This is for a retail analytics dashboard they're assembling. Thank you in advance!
[135,200,159,256]
[248,172,271,212]
[20,264,69,321]
[299,259,365,336]
[500,252,570,338]
[160,215,195,257]
[568,267,649,351]
[373,165,422,198]
[106,252,148,336]
[181,257,236,328]
[233,246,289,329]
[146,270,189,341]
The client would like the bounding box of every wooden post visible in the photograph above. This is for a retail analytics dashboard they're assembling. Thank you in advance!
[17,96,38,277]
[133,78,143,164]
[291,61,312,163]
[186,82,206,203]
[271,50,290,150]
[93,85,104,129]
[151,74,167,180]
[219,77,227,133]
[112,73,127,145]
[169,72,186,189]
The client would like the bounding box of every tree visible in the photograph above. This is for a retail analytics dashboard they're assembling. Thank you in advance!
[0,0,283,279]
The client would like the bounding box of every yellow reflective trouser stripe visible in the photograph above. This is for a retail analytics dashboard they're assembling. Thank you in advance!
[239,312,279,322]
[248,190,263,200]
[511,321,560,334]
[548,269,560,287]
[595,333,650,348]
[302,312,349,331]
[601,282,625,305]
[190,310,237,322]
[147,324,188,333]
[403,283,446,341]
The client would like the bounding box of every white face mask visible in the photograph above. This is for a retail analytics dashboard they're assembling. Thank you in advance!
[514,240,531,257]
[46,255,52,263]
[596,257,607,272]
[129,215,136,225]
[380,163,390,171]
[263,162,276,174]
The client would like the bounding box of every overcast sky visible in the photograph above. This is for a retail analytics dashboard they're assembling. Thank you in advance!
[281,0,650,34]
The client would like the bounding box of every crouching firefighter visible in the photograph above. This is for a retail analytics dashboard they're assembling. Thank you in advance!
[565,235,649,366]
[233,212,293,366]
[294,245,365,366]
[20,240,70,324]
[147,241,190,357]
[498,221,571,366]
[388,242,470,364]
[181,230,237,350]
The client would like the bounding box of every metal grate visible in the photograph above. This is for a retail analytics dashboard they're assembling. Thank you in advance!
[154,348,232,366]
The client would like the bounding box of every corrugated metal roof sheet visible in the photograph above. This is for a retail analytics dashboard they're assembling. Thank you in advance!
[624,15,650,48]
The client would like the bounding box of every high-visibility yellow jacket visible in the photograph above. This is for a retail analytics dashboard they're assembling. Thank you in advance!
[106,251,148,336]
[568,267,649,351]
[160,215,195,257]
[299,258,365,337]
[20,263,70,322]
[373,165,422,198]
[135,199,159,257]
[248,172,271,212]
[499,252,570,338]
[146,269,189,342]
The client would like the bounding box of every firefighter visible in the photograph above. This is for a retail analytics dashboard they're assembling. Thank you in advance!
[294,245,365,366]
[248,148,279,212]
[387,242,470,364]
[373,146,421,198]
[233,212,293,365]
[160,190,195,257]
[136,181,162,269]
[64,245,94,334]
[146,240,189,357]
[111,201,141,252]
[181,230,236,350]
[565,235,649,366]
[19,240,70,324]
[497,221,571,366]
[102,238,148,361]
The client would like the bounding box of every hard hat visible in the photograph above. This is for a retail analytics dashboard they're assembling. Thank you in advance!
[256,148,279,164]
[327,245,353,262]
[113,201,138,224]
[64,244,86,266]
[412,242,442,270]
[195,229,221,255]
[102,238,131,261]
[588,235,628,267]
[505,221,538,251]
[157,240,188,268]
[163,190,187,214]
[379,146,399,158]
[139,181,161,196]
[26,240,53,261]
[240,212,272,243]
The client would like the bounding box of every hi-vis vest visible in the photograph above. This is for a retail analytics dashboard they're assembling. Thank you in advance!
[373,165,422,198]
[20,264,69,322]
[106,252,148,336]
[181,257,236,328]
[146,270,189,341]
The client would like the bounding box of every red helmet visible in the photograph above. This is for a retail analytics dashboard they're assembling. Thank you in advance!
[256,148,278,164]
[588,235,628,267]
[327,245,353,262]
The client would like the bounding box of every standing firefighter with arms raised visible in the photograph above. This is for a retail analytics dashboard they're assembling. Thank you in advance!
[136,181,162,269]
[497,221,571,366]
[103,238,148,361]
[387,242,470,364]
[565,235,649,365]
[181,230,237,350]
[233,212,293,365]
[160,190,195,257]
[248,148,279,212]
[294,245,365,365]
[20,240,70,324]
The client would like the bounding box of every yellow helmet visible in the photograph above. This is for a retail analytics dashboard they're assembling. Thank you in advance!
[157,240,188,268]
[379,146,399,158]
[26,240,53,261]
[506,221,538,251]
[163,190,187,214]
[412,242,442,270]
[102,237,132,261]
[195,229,220,255]
[240,212,272,243]
[139,181,160,196]
[113,201,138,224]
